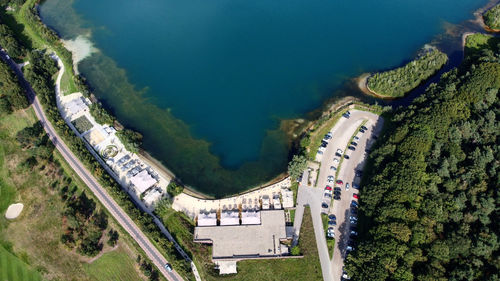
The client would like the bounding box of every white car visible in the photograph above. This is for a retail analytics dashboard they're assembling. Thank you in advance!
[345,183,350,190]
[336,149,343,154]
[333,158,339,164]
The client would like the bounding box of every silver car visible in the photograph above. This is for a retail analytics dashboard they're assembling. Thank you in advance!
[345,183,350,190]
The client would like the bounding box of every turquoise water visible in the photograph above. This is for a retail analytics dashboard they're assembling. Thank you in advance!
[40,0,486,196]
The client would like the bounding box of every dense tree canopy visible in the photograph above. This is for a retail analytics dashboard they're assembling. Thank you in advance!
[483,3,500,30]
[0,59,27,112]
[345,36,500,280]
[367,48,448,98]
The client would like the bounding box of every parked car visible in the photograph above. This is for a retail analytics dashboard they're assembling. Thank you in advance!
[351,200,359,208]
[351,207,358,215]
[336,179,343,185]
[324,193,332,198]
[327,229,335,238]
[355,170,363,177]
[330,165,337,171]
[343,113,350,119]
[350,230,358,236]
[317,150,323,155]
[350,219,357,225]
[352,183,360,190]
[334,194,341,200]
[322,203,328,209]
[327,175,334,180]
[344,154,350,159]
[361,125,368,130]
[353,136,360,140]
[359,129,365,133]
[353,193,359,199]
[324,133,332,140]
[348,146,356,151]
[345,183,350,190]
[321,141,328,148]
[333,158,340,164]
[350,216,357,221]
[325,186,332,191]
[336,148,343,154]
[328,219,337,226]
[328,214,336,220]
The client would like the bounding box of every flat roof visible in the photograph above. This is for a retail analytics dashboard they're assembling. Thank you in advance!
[194,210,288,259]
[130,170,157,194]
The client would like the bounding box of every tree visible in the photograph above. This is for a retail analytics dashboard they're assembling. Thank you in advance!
[167,182,183,198]
[287,154,308,180]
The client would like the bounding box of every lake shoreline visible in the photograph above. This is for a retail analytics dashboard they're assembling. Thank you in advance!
[36,0,495,198]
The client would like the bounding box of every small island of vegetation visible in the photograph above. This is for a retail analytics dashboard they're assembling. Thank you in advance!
[366,48,448,98]
[483,3,500,31]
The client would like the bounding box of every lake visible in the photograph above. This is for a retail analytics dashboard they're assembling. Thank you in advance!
[39,0,486,197]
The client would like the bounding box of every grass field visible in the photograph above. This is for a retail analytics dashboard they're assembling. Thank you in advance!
[0,107,147,281]
[84,247,144,281]
[0,245,42,281]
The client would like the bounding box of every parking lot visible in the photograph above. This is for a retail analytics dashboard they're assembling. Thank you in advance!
[295,109,383,281]
[321,113,384,281]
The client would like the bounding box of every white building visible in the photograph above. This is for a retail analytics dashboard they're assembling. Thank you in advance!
[241,209,261,225]
[281,189,294,209]
[143,188,163,209]
[198,211,217,226]
[130,170,157,195]
[220,210,239,226]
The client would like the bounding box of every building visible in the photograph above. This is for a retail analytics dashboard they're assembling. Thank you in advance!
[220,210,239,226]
[194,210,290,274]
[197,211,217,226]
[281,188,294,209]
[130,170,157,195]
[241,209,260,225]
[143,188,164,209]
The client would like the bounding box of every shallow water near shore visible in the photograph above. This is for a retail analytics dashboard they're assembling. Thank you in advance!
[40,0,487,197]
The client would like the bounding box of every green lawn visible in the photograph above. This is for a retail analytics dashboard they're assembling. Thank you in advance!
[321,212,335,259]
[0,246,42,281]
[84,247,144,281]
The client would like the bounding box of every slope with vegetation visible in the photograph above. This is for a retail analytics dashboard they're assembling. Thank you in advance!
[345,36,500,280]
[0,0,193,277]
[367,48,448,98]
[483,3,500,30]
[0,106,149,280]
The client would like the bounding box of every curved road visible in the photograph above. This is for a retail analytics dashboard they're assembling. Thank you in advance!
[0,49,183,281]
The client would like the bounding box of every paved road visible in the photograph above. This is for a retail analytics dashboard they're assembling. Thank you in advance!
[0,49,184,281]
[295,185,333,281]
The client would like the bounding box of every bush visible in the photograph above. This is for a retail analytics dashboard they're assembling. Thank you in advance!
[116,128,142,153]
[290,246,301,256]
[167,182,183,198]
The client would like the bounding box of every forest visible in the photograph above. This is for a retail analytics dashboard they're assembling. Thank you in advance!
[483,3,500,30]
[0,60,27,112]
[345,38,500,280]
[367,49,448,98]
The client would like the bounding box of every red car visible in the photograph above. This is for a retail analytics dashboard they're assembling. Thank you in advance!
[325,186,332,191]
[353,193,359,199]
[336,180,343,185]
